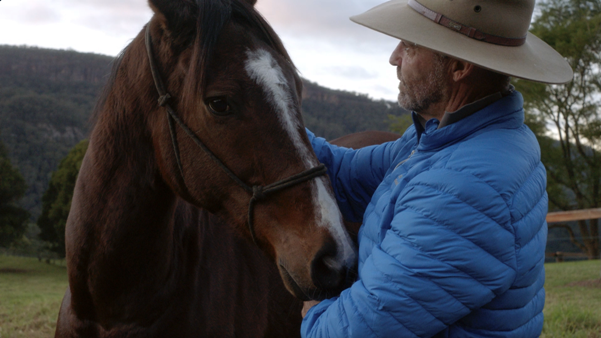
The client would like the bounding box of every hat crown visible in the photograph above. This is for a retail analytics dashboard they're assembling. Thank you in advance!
[350,0,574,84]
[418,0,535,38]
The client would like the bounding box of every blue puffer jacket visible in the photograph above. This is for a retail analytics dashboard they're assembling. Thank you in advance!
[302,90,547,337]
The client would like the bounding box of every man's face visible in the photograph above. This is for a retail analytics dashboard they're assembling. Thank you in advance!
[389,41,449,113]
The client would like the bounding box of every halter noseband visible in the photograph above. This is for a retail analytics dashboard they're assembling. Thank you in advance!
[144,24,328,245]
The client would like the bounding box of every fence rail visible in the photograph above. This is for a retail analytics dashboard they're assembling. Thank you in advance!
[545,251,592,262]
[546,208,601,223]
[545,208,600,262]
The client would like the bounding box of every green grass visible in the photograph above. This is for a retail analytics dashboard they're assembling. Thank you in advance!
[0,255,67,338]
[543,260,601,338]
[0,255,599,337]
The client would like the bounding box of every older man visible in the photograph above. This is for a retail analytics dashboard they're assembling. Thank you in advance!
[301,0,573,337]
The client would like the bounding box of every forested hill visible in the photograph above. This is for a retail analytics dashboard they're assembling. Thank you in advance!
[301,81,407,139]
[0,45,113,220]
[0,45,407,220]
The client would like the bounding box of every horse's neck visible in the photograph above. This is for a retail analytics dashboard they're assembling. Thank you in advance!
[74,136,176,261]
[66,90,189,323]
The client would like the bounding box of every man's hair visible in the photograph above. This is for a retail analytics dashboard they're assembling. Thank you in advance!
[436,52,511,92]
[484,69,511,92]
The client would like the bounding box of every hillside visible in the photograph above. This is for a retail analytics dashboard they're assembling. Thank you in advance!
[0,45,406,220]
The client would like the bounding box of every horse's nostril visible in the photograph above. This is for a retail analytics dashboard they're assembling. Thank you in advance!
[311,243,345,290]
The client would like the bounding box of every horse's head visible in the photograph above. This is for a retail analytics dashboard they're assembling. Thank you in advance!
[145,0,356,300]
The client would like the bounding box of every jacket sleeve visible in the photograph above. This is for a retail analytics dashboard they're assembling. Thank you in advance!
[301,168,518,338]
[307,129,400,222]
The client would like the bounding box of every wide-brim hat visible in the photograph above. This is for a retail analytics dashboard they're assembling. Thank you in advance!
[350,0,573,84]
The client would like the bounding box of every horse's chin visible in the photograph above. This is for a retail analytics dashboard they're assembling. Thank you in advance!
[278,264,344,301]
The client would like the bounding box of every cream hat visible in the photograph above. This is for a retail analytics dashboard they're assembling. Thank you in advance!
[351,0,573,84]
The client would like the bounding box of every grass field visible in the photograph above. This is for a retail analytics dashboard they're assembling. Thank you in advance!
[0,256,67,338]
[0,255,600,337]
[542,260,601,338]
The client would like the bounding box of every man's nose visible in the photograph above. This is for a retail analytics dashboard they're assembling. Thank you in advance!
[389,41,404,66]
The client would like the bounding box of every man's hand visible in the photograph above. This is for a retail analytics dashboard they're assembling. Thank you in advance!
[302,300,321,318]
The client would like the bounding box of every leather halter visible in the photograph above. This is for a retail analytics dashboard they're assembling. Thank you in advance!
[144,24,328,245]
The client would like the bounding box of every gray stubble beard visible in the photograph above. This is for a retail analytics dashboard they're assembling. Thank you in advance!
[397,54,449,113]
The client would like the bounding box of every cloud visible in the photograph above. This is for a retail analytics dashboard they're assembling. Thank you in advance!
[325,66,379,80]
[256,0,394,49]
[20,7,61,24]
[56,0,152,37]
[0,0,62,24]
[0,0,401,100]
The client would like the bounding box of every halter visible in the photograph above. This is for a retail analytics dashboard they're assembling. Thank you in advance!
[144,24,328,245]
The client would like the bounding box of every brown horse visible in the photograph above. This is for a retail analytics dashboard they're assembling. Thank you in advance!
[55,0,363,336]
[329,131,401,242]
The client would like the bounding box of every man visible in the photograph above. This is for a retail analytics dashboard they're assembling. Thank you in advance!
[301,0,573,337]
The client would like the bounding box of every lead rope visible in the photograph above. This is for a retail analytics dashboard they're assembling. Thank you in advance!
[144,24,328,245]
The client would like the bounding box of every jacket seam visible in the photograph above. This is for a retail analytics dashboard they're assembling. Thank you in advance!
[399,182,515,243]
[391,215,515,284]
[443,134,519,208]
[348,294,381,337]
[507,162,543,224]
[389,218,501,296]
[411,167,514,234]
[373,253,463,330]
[459,303,543,333]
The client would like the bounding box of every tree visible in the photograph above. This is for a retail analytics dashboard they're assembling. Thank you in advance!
[388,113,414,135]
[38,139,88,258]
[514,0,601,259]
[0,139,29,247]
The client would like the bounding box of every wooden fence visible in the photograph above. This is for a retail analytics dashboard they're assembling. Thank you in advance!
[546,208,601,223]
[545,208,601,262]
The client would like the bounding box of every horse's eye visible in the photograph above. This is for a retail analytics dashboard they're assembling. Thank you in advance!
[206,97,232,116]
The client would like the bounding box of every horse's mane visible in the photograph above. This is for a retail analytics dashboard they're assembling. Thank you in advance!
[88,51,124,132]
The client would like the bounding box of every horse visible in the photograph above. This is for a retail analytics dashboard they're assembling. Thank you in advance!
[329,131,401,242]
[331,130,401,150]
[54,0,362,336]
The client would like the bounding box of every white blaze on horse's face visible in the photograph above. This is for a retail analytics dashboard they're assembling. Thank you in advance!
[244,49,356,269]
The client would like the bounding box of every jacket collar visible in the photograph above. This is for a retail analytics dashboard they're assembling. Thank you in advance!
[411,90,525,151]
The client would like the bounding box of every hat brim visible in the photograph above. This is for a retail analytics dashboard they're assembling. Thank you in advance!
[350,0,573,84]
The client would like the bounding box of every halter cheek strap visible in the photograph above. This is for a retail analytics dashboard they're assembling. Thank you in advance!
[144,24,328,246]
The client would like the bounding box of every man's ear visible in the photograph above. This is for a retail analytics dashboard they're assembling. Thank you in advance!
[449,58,475,83]
[148,0,198,35]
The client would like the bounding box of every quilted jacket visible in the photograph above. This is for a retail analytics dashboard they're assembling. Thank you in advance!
[302,90,548,337]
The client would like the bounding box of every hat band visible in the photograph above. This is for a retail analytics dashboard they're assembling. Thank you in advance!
[408,0,526,46]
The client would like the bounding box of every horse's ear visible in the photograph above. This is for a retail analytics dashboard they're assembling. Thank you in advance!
[148,0,198,34]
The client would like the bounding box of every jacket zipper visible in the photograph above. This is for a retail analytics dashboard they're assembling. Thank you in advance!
[394,150,416,170]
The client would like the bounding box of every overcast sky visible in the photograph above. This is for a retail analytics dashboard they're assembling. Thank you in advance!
[0,0,401,101]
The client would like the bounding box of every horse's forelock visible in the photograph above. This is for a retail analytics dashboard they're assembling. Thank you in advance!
[189,0,232,92]
[186,0,296,98]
